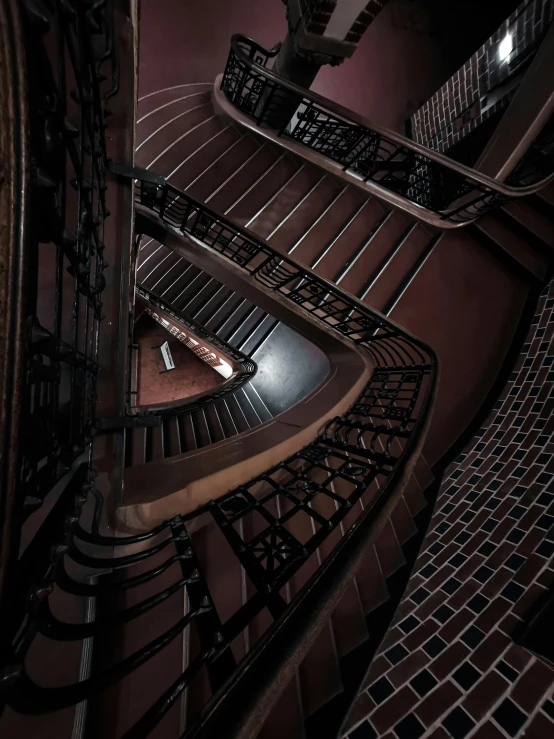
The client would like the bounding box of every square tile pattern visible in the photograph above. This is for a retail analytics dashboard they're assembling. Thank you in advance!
[345,281,554,737]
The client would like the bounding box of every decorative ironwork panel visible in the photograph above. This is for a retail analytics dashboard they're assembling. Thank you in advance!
[1,26,437,739]
[15,0,114,516]
[219,34,538,224]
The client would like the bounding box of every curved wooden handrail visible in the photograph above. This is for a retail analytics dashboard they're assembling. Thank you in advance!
[119,210,375,531]
[216,34,554,230]
[229,34,554,198]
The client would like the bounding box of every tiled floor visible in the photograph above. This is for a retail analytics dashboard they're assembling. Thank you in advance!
[135,316,222,406]
[344,280,554,737]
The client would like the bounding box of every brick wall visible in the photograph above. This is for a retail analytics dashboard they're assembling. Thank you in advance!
[344,279,554,738]
[345,1,388,43]
[301,0,338,36]
[410,0,554,154]
[297,0,388,39]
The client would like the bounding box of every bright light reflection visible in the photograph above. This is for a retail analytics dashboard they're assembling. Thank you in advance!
[498,33,513,63]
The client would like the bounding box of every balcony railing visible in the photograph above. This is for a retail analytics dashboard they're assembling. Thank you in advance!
[219,34,554,227]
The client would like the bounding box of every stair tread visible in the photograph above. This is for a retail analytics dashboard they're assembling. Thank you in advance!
[166,117,232,188]
[137,83,212,118]
[204,292,246,333]
[313,198,387,282]
[226,154,303,228]
[224,394,250,433]
[204,404,226,443]
[331,580,370,659]
[212,298,253,340]
[235,388,262,427]
[502,199,554,249]
[178,413,197,452]
[153,262,199,303]
[214,399,240,437]
[136,89,212,153]
[164,417,181,457]
[147,425,165,462]
[239,314,279,356]
[147,254,188,295]
[242,382,273,423]
[138,245,179,284]
[389,496,418,546]
[270,175,342,254]
[361,223,431,311]
[337,209,408,297]
[206,145,280,214]
[374,519,407,579]
[172,271,214,311]
[186,134,260,202]
[299,624,344,719]
[355,545,390,617]
[191,283,234,325]
[258,677,306,739]
[136,104,215,173]
[137,239,169,272]
[191,409,212,448]
[174,125,240,191]
[222,305,265,347]
[183,278,224,317]
[249,164,323,240]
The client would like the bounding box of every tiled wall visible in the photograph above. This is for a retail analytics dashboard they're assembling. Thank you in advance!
[409,0,554,154]
[344,279,554,738]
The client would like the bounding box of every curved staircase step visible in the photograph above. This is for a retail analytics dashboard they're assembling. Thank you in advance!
[337,210,410,297]
[360,222,432,312]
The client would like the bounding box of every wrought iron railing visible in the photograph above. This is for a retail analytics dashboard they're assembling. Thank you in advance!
[11,0,117,517]
[0,0,116,709]
[133,284,257,414]
[1,163,437,736]
[220,34,554,226]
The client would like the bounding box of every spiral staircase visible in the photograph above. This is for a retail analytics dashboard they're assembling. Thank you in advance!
[1,2,554,739]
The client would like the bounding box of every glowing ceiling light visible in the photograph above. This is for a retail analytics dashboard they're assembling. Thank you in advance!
[498,33,513,63]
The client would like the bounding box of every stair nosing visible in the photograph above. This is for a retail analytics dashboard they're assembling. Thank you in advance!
[266,173,327,242]
[334,209,393,285]
[357,222,418,302]
[288,185,350,256]
[310,197,371,271]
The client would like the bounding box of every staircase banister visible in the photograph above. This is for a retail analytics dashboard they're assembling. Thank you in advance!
[228,33,554,199]
[124,204,438,737]
[132,180,437,371]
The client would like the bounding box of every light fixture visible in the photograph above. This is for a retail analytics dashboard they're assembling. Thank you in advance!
[498,33,513,63]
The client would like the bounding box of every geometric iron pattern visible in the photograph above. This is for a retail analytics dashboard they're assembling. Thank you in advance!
[221,34,521,225]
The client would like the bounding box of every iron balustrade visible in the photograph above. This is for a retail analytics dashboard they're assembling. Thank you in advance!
[1,165,437,737]
[220,34,553,225]
[133,284,258,415]
[13,0,117,520]
[0,0,115,711]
